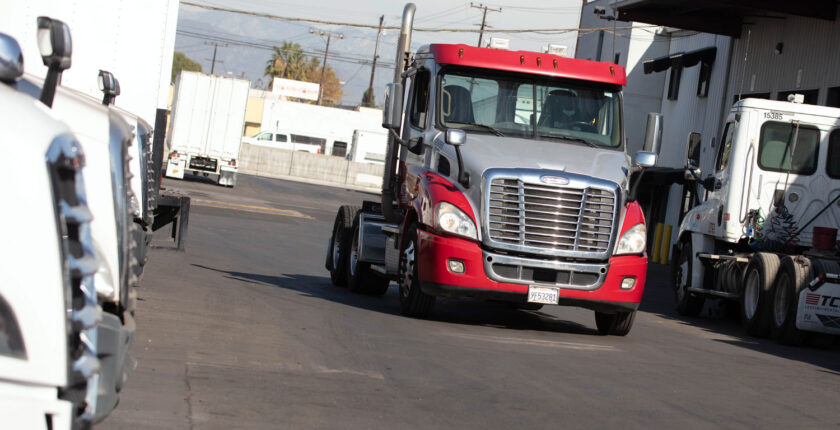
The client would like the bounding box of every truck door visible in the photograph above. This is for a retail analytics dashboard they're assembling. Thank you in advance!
[402,68,431,167]
[751,117,821,247]
[707,121,735,236]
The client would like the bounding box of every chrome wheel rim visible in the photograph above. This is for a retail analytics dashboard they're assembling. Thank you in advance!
[331,226,341,271]
[349,228,359,277]
[400,240,415,299]
[773,272,791,327]
[676,258,689,301]
[744,268,760,320]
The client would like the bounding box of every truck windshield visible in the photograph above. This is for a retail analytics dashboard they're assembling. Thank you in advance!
[438,70,622,148]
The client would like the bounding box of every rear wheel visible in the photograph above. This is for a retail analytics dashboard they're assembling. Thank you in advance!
[673,238,705,316]
[771,256,811,345]
[399,224,436,318]
[741,252,780,337]
[346,212,390,296]
[326,206,358,286]
[595,311,636,336]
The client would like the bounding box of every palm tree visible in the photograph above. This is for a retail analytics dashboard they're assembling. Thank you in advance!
[265,41,308,89]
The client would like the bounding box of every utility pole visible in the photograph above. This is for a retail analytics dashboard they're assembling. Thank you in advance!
[204,41,227,75]
[470,3,501,47]
[310,28,344,105]
[364,15,385,107]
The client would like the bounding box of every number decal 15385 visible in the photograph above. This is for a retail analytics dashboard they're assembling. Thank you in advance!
[764,111,784,121]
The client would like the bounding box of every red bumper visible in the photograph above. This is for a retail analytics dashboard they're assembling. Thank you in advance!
[416,229,647,312]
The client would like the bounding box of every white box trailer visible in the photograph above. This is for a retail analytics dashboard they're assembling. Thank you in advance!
[348,129,388,164]
[166,71,250,187]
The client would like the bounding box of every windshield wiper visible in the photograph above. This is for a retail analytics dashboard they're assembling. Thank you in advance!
[447,121,505,137]
[540,134,600,149]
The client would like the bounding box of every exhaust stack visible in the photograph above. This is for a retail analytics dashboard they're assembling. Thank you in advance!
[381,3,415,223]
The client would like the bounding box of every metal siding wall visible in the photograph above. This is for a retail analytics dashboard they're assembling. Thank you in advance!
[727,12,840,106]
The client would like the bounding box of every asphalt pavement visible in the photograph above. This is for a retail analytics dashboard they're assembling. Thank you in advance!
[100,173,840,430]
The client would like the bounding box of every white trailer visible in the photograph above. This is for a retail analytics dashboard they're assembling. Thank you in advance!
[166,71,250,187]
[347,129,387,164]
[673,96,840,345]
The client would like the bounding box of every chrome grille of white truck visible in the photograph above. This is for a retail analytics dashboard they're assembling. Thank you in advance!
[487,178,616,255]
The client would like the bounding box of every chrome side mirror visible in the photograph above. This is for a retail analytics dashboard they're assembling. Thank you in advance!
[382,82,403,130]
[636,150,657,168]
[643,112,663,155]
[37,16,72,107]
[98,70,120,105]
[0,33,24,83]
[445,129,466,146]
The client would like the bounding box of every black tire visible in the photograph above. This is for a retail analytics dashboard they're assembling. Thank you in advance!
[399,224,436,318]
[326,205,358,286]
[741,252,780,337]
[595,311,636,336]
[771,256,812,345]
[673,237,705,317]
[346,212,391,296]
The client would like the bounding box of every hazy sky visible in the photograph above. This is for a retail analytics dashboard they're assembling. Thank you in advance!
[176,0,586,105]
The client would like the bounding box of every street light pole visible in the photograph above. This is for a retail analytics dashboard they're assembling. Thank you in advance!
[310,28,343,105]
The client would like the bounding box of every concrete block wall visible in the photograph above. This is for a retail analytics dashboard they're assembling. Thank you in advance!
[238,143,383,191]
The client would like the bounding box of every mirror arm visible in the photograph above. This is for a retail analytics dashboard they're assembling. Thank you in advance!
[454,145,470,188]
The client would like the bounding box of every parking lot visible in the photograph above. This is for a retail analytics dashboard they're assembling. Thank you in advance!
[100,174,840,430]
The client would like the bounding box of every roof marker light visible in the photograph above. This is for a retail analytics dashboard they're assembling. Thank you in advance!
[553,59,558,69]
[520,55,524,65]
[458,47,463,58]
[536,57,542,67]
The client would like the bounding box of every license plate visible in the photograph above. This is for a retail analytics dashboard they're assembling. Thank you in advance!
[528,285,559,304]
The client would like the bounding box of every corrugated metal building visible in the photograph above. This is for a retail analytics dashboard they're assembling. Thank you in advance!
[577,0,839,262]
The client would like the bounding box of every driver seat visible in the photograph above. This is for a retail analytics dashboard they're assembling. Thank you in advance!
[442,85,475,124]
[538,89,577,128]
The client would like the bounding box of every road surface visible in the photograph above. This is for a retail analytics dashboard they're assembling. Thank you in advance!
[100,174,840,430]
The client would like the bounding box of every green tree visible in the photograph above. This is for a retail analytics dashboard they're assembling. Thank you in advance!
[265,42,309,84]
[264,41,343,106]
[171,52,202,82]
[361,88,375,107]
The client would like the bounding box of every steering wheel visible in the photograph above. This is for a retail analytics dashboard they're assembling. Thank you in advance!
[570,121,597,133]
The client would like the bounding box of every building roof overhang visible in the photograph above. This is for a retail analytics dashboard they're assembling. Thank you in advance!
[613,0,837,38]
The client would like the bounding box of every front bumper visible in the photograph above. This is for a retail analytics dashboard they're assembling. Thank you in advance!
[416,229,647,312]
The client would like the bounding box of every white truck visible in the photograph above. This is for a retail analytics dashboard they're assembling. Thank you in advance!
[241,130,322,153]
[165,71,250,187]
[0,49,102,430]
[0,0,183,425]
[673,96,840,346]
[346,129,387,164]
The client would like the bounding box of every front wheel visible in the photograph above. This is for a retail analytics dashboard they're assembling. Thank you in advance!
[673,238,704,316]
[595,311,636,336]
[399,224,436,318]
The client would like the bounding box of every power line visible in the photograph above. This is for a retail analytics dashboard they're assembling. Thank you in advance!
[180,1,646,34]
[204,41,227,74]
[470,3,502,47]
[176,29,395,68]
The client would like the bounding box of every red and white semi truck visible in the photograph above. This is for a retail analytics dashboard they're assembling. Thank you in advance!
[326,3,657,336]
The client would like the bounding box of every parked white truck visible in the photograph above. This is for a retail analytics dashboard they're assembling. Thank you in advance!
[165,71,250,187]
[0,51,102,430]
[241,130,322,153]
[346,129,387,164]
[673,96,840,345]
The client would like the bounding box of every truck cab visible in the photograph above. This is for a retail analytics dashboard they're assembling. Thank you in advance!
[326,3,652,337]
[674,97,840,344]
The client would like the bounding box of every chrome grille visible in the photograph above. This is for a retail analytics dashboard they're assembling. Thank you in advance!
[487,178,616,255]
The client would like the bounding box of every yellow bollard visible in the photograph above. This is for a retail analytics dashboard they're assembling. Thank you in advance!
[651,223,664,264]
[661,225,673,264]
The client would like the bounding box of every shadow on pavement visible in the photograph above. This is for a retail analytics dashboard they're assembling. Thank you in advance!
[642,263,840,372]
[191,264,600,337]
